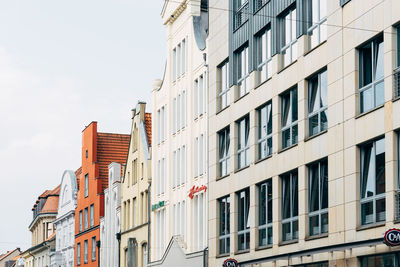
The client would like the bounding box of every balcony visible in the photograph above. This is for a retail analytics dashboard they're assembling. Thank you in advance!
[394,67,400,99]
[234,2,249,30]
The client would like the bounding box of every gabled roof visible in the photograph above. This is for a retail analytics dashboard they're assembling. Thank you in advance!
[97,132,130,192]
[0,248,20,262]
[144,113,152,146]
[32,185,60,212]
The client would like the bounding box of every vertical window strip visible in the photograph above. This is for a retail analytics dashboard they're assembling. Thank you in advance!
[257,102,273,160]
[173,98,176,134]
[200,134,204,175]
[194,79,199,119]
[258,179,273,247]
[219,127,230,177]
[218,196,230,255]
[237,46,250,97]
[281,87,298,149]
[308,0,327,50]
[308,70,328,137]
[237,116,250,169]
[237,188,250,251]
[218,60,230,110]
[281,8,298,68]
[199,75,204,116]
[177,94,181,132]
[173,48,176,81]
[281,170,299,242]
[257,28,272,84]
[195,137,199,177]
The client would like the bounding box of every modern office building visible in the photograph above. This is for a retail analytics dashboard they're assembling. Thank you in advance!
[100,162,122,267]
[150,0,209,266]
[207,0,400,266]
[75,122,130,267]
[120,102,152,267]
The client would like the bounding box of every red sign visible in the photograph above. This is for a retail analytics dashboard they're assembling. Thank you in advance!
[188,185,207,199]
[223,258,238,267]
[384,228,400,246]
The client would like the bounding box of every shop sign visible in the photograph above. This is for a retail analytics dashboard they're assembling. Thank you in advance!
[222,258,238,267]
[384,228,400,246]
[188,185,207,199]
[151,201,165,211]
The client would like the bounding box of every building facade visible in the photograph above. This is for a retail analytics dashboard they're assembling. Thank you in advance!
[50,170,79,267]
[100,162,122,267]
[75,122,130,267]
[22,185,59,267]
[150,0,209,266]
[207,0,400,266]
[0,249,21,267]
[120,102,152,267]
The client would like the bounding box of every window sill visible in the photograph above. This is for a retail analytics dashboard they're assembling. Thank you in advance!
[254,76,272,90]
[355,104,384,120]
[356,222,385,231]
[234,249,250,255]
[234,165,250,174]
[279,240,298,246]
[216,173,230,181]
[254,154,272,165]
[216,253,230,259]
[278,143,298,154]
[305,130,328,142]
[304,40,327,57]
[216,105,231,115]
[305,233,328,241]
[234,92,250,103]
[277,60,298,75]
[255,244,273,251]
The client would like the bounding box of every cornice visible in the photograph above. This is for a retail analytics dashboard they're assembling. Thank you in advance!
[164,0,187,25]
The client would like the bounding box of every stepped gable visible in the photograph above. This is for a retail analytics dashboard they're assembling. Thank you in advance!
[97,132,130,192]
[145,113,152,146]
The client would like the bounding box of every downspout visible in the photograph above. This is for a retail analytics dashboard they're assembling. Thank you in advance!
[204,50,209,267]
[97,240,101,267]
[147,183,151,264]
[116,232,121,267]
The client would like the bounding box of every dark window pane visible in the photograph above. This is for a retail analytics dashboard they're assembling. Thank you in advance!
[361,201,374,225]
[360,44,372,87]
[309,114,319,137]
[309,215,319,236]
[320,161,329,209]
[309,164,320,212]
[292,124,298,145]
[282,129,291,149]
[375,138,386,195]
[376,198,386,222]
[321,212,329,233]
[258,228,266,247]
[360,87,374,113]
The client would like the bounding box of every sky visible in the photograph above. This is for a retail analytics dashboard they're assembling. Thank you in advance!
[0,0,165,252]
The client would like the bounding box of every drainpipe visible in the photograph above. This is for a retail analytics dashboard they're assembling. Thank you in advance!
[204,51,209,267]
[116,232,121,267]
[96,240,101,267]
[147,183,151,263]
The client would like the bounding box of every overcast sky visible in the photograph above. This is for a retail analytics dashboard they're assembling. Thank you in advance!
[0,0,165,252]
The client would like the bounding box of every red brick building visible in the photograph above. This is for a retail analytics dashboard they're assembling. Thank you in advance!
[75,122,130,267]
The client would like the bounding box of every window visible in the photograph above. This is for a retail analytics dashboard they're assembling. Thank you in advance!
[218,60,230,110]
[84,240,88,263]
[157,110,161,144]
[297,262,329,267]
[194,79,199,119]
[193,193,204,251]
[218,196,230,255]
[133,198,137,227]
[254,0,268,11]
[308,69,328,136]
[173,151,176,188]
[143,243,148,267]
[194,137,199,177]
[234,0,249,29]
[177,94,181,131]
[182,39,186,74]
[359,35,384,113]
[182,146,186,184]
[236,46,250,97]
[77,243,81,265]
[257,28,272,83]
[84,174,89,197]
[173,48,176,81]
[182,91,186,128]
[90,204,94,227]
[308,0,327,50]
[257,102,272,159]
[177,148,181,185]
[173,98,176,134]
[79,210,83,232]
[84,207,88,230]
[199,75,204,116]
[281,170,298,242]
[218,127,230,177]
[281,87,298,149]
[281,7,298,68]
[91,237,96,261]
[237,116,250,169]
[397,26,400,68]
[177,44,181,78]
[360,253,398,267]
[237,188,250,251]
[395,27,400,99]
[258,179,272,247]
[360,137,386,225]
[194,75,205,119]
[199,134,204,175]
[308,159,328,236]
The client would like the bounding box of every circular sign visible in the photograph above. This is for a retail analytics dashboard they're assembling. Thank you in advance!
[223,258,238,267]
[384,228,400,246]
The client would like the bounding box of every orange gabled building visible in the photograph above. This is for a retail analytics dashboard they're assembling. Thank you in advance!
[75,122,130,267]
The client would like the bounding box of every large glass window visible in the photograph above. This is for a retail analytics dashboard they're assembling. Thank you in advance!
[257,28,272,84]
[237,188,250,251]
[308,159,328,236]
[84,174,89,197]
[218,127,230,177]
[308,69,328,136]
[91,237,96,261]
[218,60,230,110]
[361,253,398,267]
[84,240,88,264]
[236,46,250,97]
[281,170,298,242]
[257,102,272,160]
[308,0,327,50]
[359,35,384,113]
[296,263,329,267]
[281,87,298,149]
[254,0,268,11]
[237,116,250,169]
[234,0,249,29]
[218,196,230,255]
[360,137,386,225]
[258,179,272,247]
[281,7,298,68]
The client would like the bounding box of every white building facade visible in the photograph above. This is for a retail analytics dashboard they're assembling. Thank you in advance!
[100,162,121,267]
[51,171,77,267]
[150,0,209,266]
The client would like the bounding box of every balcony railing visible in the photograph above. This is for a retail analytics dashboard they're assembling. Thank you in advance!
[234,2,249,30]
[394,67,400,99]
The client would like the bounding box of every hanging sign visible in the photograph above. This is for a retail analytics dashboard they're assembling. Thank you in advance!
[222,258,238,267]
[188,185,207,199]
[151,201,165,211]
[384,228,400,246]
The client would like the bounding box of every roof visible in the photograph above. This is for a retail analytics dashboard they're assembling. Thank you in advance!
[97,132,130,192]
[45,232,56,242]
[144,113,152,146]
[0,248,20,262]
[75,167,82,190]
[32,185,60,212]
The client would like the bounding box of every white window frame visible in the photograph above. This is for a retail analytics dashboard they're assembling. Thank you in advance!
[218,127,230,177]
[237,188,250,251]
[308,70,328,137]
[281,87,298,149]
[281,7,298,68]
[173,48,176,81]
[194,137,199,177]
[307,0,327,50]
[199,134,204,175]
[236,46,250,97]
[218,60,230,110]
[194,79,199,119]
[257,28,272,84]
[281,171,299,242]
[257,102,272,160]
[218,196,230,255]
[173,98,176,134]
[237,116,250,169]
[258,179,273,247]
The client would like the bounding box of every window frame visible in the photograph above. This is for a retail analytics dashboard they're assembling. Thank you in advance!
[256,27,273,84]
[79,210,83,232]
[280,7,298,68]
[237,115,250,169]
[84,207,88,230]
[281,87,298,149]
[308,159,329,237]
[77,243,81,265]
[234,0,249,30]
[90,204,94,227]
[258,179,273,247]
[257,101,273,160]
[218,127,231,178]
[358,34,385,114]
[218,60,230,111]
[254,0,269,12]
[218,195,230,255]
[237,188,250,251]
[84,174,89,198]
[281,170,299,242]
[307,0,327,50]
[236,45,250,98]
[91,237,96,261]
[84,239,88,264]
[359,137,386,226]
[307,69,328,137]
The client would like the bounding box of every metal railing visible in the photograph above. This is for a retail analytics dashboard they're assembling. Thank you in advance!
[394,67,400,99]
[234,2,249,30]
